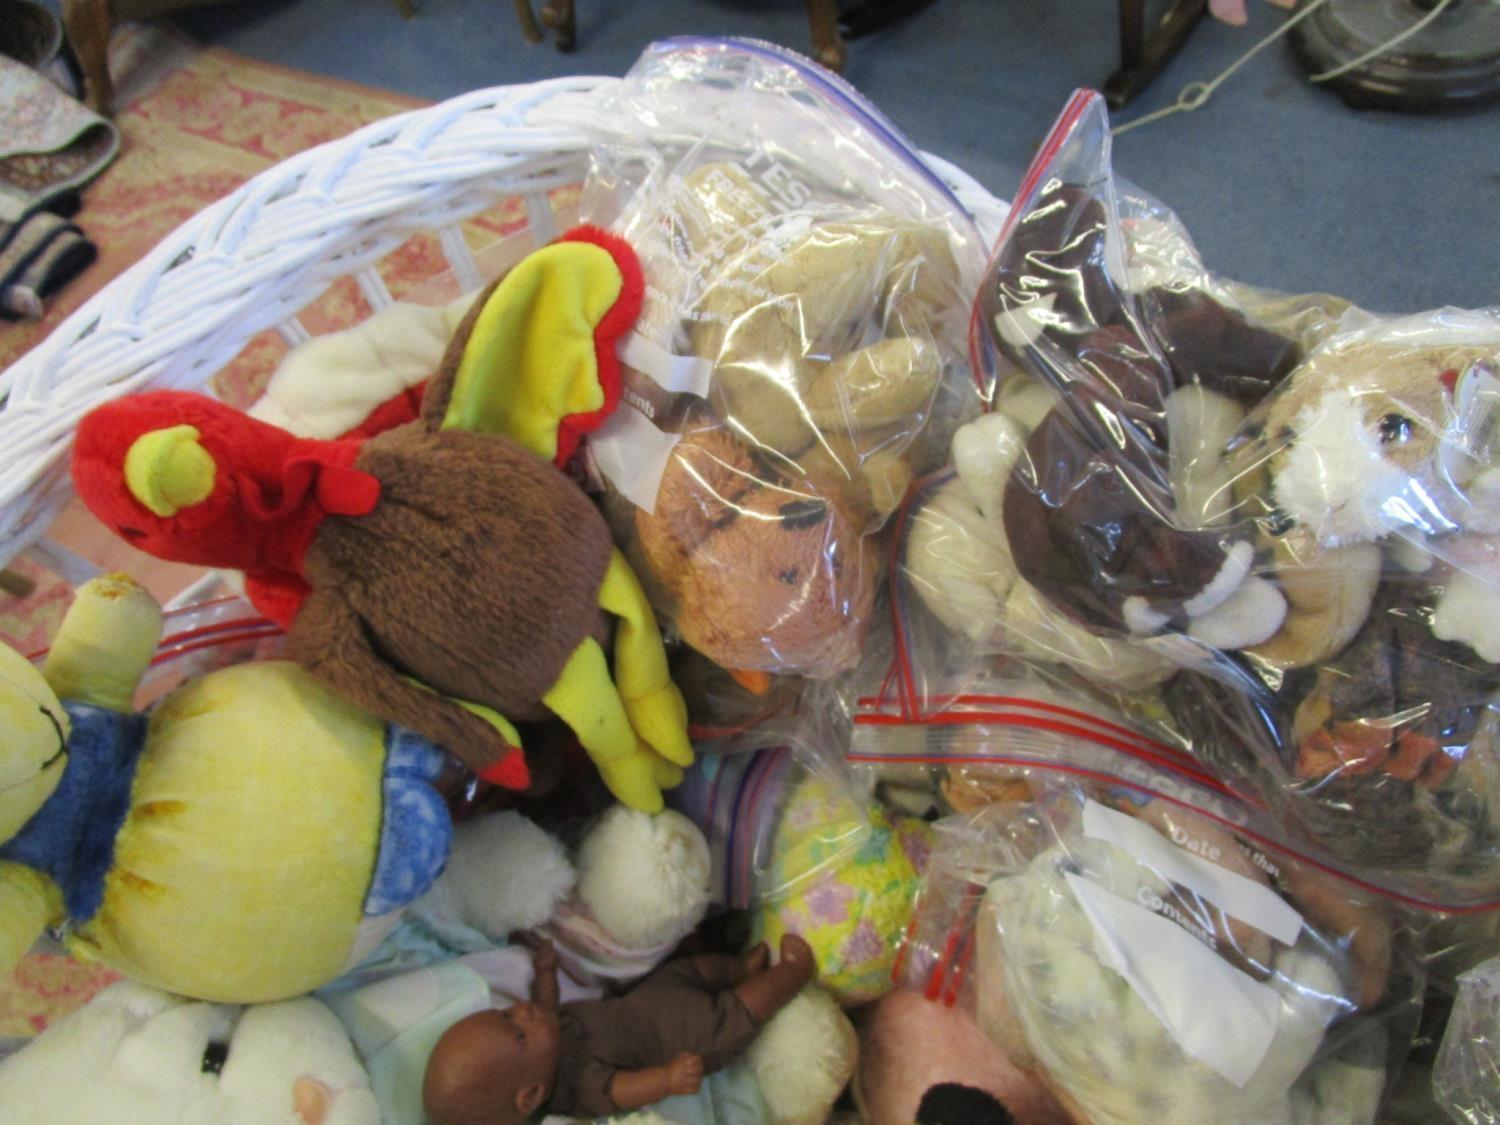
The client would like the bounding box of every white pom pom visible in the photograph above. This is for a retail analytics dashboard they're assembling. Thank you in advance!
[426,811,575,940]
[577,807,710,949]
[748,987,859,1125]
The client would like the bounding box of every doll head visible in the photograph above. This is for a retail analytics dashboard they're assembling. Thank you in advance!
[423,1005,562,1125]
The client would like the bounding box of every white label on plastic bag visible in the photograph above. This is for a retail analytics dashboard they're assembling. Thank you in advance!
[1064,872,1282,1087]
[586,403,681,514]
[620,331,715,398]
[1082,800,1303,946]
[1443,360,1500,499]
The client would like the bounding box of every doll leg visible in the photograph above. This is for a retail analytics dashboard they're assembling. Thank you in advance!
[733,935,817,1026]
[596,550,694,770]
[688,943,770,990]
[542,636,676,812]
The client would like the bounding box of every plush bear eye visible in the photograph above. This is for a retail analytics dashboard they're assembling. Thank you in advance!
[777,499,827,530]
[1265,509,1295,537]
[1378,413,1414,444]
[201,1040,230,1075]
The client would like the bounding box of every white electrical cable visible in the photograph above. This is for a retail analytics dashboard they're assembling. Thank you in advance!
[1113,0,1460,136]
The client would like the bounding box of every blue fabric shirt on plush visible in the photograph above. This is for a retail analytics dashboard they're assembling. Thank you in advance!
[0,701,147,925]
[0,699,451,925]
[365,726,452,916]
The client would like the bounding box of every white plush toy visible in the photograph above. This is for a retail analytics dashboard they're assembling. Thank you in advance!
[413,808,579,943]
[247,293,475,438]
[0,980,379,1125]
[576,805,711,948]
[746,986,859,1125]
[410,803,712,988]
[401,802,712,995]
[554,804,713,979]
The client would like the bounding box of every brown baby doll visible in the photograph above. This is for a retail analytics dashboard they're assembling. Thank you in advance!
[423,935,816,1123]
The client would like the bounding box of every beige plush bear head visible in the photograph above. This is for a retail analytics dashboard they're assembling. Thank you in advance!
[634,423,876,678]
[671,162,960,520]
[1262,340,1500,547]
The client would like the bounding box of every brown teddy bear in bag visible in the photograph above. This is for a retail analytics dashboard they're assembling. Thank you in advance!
[632,417,877,687]
[613,160,970,684]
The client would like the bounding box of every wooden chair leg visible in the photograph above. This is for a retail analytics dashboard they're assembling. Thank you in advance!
[513,0,543,43]
[61,0,115,116]
[539,0,575,52]
[1104,0,1208,108]
[806,0,848,72]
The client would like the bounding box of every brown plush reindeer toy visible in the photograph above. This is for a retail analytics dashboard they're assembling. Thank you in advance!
[72,226,693,813]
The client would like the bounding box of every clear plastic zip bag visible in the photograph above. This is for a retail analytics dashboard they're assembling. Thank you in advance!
[892,758,1426,1125]
[1434,953,1500,1124]
[576,36,989,685]
[892,86,1500,905]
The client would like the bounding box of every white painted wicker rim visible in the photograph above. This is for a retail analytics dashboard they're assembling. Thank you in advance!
[0,75,1009,572]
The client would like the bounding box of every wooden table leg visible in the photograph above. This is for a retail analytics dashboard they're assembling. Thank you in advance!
[806,0,848,72]
[61,0,115,115]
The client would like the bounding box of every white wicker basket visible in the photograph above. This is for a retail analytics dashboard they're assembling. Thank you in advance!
[0,74,1009,588]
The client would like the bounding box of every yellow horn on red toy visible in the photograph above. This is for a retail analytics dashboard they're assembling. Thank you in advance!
[124,425,217,517]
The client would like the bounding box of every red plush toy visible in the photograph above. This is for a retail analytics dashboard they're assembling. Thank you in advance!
[70,226,694,814]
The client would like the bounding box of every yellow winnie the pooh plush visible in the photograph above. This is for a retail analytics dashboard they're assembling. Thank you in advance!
[0,573,454,1004]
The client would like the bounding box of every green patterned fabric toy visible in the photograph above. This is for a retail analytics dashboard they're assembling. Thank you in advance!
[755,777,933,1006]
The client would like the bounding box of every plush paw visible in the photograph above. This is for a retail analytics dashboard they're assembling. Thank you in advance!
[1432,570,1500,664]
[596,752,667,815]
[623,683,694,769]
[1186,574,1288,650]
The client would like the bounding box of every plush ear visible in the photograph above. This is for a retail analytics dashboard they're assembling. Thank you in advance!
[516,1080,547,1116]
[0,862,62,979]
[44,573,163,713]
[425,226,643,467]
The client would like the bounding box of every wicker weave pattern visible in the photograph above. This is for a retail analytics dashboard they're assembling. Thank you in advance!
[0,76,1007,572]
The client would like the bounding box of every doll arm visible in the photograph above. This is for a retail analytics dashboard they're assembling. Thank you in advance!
[288,588,530,786]
[608,1053,704,1110]
[530,939,560,1011]
[0,861,63,977]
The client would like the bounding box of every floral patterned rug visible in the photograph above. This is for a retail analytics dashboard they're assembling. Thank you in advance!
[0,23,566,1039]
[1,24,571,656]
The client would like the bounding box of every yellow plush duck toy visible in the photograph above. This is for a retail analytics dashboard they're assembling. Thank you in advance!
[0,573,454,1004]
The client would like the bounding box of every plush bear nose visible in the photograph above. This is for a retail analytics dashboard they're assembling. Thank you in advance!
[777,498,827,530]
[293,1077,334,1124]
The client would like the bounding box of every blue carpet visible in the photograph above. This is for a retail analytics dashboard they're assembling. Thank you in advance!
[156,0,1497,315]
